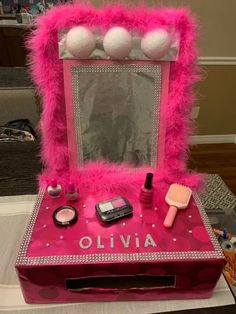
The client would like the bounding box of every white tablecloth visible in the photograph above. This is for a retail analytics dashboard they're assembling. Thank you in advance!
[0,194,234,313]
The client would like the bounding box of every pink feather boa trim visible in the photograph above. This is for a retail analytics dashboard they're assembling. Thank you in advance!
[27,3,202,190]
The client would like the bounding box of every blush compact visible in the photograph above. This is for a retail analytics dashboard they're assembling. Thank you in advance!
[53,205,78,226]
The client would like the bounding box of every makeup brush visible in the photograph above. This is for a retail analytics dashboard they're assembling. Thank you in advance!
[163,183,192,228]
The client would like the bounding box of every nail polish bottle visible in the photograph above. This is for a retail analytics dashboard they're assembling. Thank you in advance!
[140,173,154,205]
[47,178,62,198]
[66,182,79,201]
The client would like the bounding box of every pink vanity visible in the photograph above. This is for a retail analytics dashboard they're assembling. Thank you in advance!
[15,4,225,303]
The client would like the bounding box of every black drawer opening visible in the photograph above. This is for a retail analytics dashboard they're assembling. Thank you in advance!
[66,275,176,290]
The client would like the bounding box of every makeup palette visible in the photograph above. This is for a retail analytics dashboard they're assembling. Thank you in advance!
[53,205,78,226]
[95,196,133,222]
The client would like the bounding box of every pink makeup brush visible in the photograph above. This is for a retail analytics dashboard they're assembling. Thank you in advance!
[163,183,192,228]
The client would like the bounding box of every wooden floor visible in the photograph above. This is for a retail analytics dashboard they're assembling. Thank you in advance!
[188,143,236,194]
[0,142,235,196]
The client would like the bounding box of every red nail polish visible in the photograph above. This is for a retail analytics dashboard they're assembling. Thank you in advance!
[140,173,153,205]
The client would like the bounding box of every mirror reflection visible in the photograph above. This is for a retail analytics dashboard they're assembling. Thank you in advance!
[72,65,161,167]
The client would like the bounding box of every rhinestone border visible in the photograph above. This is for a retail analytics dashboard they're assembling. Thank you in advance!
[15,186,46,265]
[16,188,225,266]
[71,64,161,168]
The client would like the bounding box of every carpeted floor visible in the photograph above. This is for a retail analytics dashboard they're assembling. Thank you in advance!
[0,142,41,196]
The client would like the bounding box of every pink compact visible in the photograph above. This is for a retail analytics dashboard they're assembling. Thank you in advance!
[53,205,78,226]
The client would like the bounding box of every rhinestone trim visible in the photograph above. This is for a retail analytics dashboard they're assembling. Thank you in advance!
[72,67,84,165]
[16,188,225,266]
[16,186,46,265]
[71,64,161,168]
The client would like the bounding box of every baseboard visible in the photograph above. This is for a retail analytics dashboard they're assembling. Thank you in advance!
[198,57,236,65]
[190,134,236,144]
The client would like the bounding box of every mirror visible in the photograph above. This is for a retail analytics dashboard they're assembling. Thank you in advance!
[71,64,162,167]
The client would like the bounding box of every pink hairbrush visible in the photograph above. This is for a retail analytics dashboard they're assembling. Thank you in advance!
[163,183,192,228]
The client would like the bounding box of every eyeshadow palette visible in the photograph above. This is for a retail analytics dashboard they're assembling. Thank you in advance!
[95,196,133,222]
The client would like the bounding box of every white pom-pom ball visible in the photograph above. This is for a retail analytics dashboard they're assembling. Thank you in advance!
[141,29,172,59]
[65,26,96,58]
[103,27,132,59]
